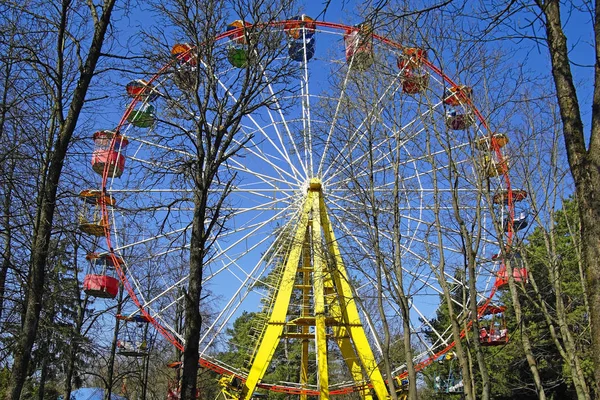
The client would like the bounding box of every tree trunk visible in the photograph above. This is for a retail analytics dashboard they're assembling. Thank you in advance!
[435,221,474,400]
[527,272,589,400]
[105,287,124,400]
[180,189,206,400]
[544,219,590,400]
[175,288,184,391]
[467,255,490,400]
[392,147,417,400]
[37,335,51,400]
[578,189,600,398]
[0,53,14,322]
[450,173,490,400]
[541,1,600,396]
[505,260,547,400]
[555,289,591,400]
[8,201,53,400]
[365,140,398,400]
[427,134,474,400]
[0,161,13,322]
[374,237,398,400]
[141,322,151,400]
[443,287,474,400]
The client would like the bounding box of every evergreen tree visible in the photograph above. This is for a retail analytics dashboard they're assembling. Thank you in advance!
[421,199,592,399]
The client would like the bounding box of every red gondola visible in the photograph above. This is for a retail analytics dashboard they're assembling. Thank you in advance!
[494,252,528,289]
[443,85,473,106]
[125,79,158,101]
[83,253,120,299]
[83,275,119,298]
[91,130,129,178]
[446,109,474,130]
[479,305,508,346]
[444,85,474,130]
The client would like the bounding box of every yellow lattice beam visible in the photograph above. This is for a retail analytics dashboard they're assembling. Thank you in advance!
[237,180,390,400]
[319,195,390,400]
[240,196,313,400]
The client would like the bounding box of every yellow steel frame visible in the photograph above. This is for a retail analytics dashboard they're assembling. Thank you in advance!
[238,179,390,400]
[300,230,311,400]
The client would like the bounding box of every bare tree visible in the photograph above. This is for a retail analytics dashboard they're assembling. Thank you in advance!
[0,0,117,398]
[533,3,600,396]
[133,1,300,397]
[508,94,592,399]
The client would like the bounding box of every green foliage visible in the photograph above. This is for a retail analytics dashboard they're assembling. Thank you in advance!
[0,367,9,398]
[518,197,592,395]
[219,311,258,369]
[421,198,591,399]
[478,198,590,399]
[22,237,93,398]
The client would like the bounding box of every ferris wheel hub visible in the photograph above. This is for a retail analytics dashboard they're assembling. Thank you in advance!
[308,178,322,192]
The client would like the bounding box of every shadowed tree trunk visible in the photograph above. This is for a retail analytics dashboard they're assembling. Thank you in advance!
[0,162,13,323]
[63,241,89,400]
[105,286,124,400]
[538,1,600,396]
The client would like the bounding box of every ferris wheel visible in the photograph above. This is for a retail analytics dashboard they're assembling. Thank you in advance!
[79,15,527,398]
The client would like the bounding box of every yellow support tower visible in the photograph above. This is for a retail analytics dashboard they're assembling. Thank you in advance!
[236,179,390,400]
